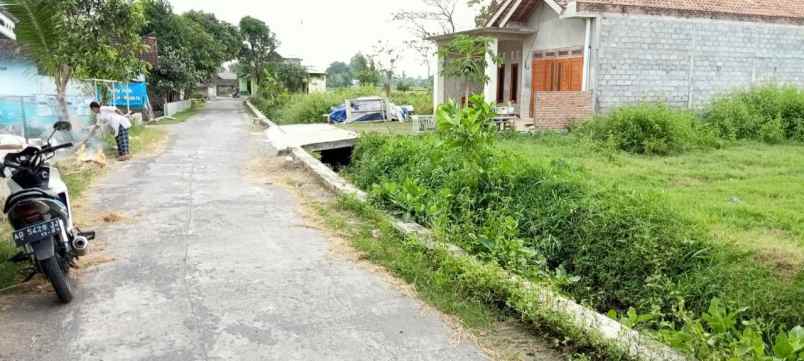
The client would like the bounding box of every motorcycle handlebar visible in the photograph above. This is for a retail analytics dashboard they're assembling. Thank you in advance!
[48,143,74,152]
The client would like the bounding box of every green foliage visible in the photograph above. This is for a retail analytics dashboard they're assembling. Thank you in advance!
[326,61,353,88]
[5,0,146,118]
[238,16,281,85]
[350,53,381,86]
[705,85,804,142]
[577,104,716,155]
[388,90,433,115]
[438,35,499,103]
[0,231,21,289]
[142,1,240,100]
[252,87,433,124]
[346,99,803,359]
[436,95,496,152]
[268,62,308,93]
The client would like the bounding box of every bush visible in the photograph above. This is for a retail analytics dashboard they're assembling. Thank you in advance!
[577,104,713,155]
[252,86,434,124]
[705,84,804,142]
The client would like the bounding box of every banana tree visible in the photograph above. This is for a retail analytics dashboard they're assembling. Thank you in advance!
[1,0,146,122]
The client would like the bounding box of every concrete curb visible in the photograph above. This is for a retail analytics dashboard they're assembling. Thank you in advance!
[285,145,689,361]
[245,100,281,129]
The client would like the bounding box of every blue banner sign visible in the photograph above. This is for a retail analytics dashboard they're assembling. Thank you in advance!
[110,82,148,109]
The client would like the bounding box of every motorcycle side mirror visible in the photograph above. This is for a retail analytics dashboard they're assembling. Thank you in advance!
[53,121,72,132]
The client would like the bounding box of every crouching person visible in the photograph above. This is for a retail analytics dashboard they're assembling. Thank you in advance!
[88,101,132,161]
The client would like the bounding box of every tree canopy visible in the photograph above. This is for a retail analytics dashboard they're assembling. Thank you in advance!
[326,61,352,88]
[3,0,147,119]
[141,0,242,101]
[238,16,281,86]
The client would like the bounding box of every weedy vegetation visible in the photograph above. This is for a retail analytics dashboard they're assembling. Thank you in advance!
[344,89,804,360]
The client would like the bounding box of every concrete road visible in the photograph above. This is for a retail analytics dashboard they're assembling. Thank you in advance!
[0,100,487,361]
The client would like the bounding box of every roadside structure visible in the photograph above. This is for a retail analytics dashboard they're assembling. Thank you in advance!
[430,0,804,129]
[305,67,327,94]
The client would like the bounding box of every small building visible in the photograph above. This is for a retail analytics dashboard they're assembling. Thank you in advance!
[431,0,804,129]
[305,67,327,94]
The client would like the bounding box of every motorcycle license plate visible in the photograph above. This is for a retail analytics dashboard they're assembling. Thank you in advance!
[12,219,62,247]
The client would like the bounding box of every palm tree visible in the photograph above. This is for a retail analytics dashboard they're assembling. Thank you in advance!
[1,0,72,121]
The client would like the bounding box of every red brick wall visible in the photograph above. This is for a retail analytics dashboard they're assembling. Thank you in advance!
[532,91,593,129]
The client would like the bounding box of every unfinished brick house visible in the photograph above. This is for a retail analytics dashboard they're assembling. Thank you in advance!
[430,0,804,129]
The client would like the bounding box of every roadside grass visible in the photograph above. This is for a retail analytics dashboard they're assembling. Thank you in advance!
[337,121,414,136]
[151,102,205,125]
[0,124,168,290]
[316,195,610,361]
[496,133,804,273]
[104,124,168,157]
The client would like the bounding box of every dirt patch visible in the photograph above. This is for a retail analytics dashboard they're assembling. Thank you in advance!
[100,212,126,224]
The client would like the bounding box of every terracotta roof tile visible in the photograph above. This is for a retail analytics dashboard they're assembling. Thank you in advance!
[577,0,804,20]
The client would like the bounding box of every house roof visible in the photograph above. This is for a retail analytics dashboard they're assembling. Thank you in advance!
[577,0,804,20]
[487,0,804,27]
[217,72,238,81]
[427,27,536,41]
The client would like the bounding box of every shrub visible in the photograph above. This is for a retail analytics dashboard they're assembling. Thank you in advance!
[577,104,712,155]
[254,86,434,124]
[389,90,433,115]
[705,84,804,142]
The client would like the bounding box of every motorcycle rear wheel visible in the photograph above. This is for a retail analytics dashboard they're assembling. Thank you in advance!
[40,257,73,304]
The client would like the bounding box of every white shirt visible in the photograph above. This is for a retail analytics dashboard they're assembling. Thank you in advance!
[97,106,132,137]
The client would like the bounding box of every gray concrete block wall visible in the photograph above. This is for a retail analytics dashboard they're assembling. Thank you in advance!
[593,15,804,112]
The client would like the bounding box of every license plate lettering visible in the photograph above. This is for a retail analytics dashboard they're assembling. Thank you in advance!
[12,220,61,247]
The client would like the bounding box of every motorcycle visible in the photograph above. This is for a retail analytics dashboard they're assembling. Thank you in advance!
[2,121,94,303]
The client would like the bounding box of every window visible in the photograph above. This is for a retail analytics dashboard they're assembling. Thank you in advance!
[532,57,583,92]
[510,64,519,103]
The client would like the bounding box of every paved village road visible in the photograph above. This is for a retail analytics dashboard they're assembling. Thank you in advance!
[0,99,487,361]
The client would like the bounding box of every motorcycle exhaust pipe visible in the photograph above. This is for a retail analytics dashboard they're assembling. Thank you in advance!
[72,236,90,257]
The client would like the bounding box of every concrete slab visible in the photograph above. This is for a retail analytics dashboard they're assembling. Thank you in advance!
[266,124,358,153]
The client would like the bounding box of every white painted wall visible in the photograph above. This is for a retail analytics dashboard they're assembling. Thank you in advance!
[308,75,327,93]
[165,100,191,117]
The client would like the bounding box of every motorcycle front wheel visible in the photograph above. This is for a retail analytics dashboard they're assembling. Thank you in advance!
[40,257,73,303]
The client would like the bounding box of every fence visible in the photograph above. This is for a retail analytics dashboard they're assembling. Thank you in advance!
[0,95,95,143]
[164,100,191,117]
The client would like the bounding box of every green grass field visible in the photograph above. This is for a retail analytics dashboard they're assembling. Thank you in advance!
[497,134,804,276]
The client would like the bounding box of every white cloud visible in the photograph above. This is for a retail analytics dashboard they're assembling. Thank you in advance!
[169,0,479,77]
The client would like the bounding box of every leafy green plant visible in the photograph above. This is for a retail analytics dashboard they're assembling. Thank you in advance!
[577,103,713,155]
[438,35,500,106]
[705,84,804,143]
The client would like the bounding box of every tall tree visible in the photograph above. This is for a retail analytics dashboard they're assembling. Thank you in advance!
[183,11,241,62]
[238,16,280,87]
[268,61,307,93]
[3,0,146,120]
[141,0,195,101]
[370,41,401,98]
[350,53,380,86]
[326,61,352,88]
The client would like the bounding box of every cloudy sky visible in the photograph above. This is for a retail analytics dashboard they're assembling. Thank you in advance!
[170,0,479,78]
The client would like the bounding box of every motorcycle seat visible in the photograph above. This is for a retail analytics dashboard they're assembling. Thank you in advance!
[3,188,62,213]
